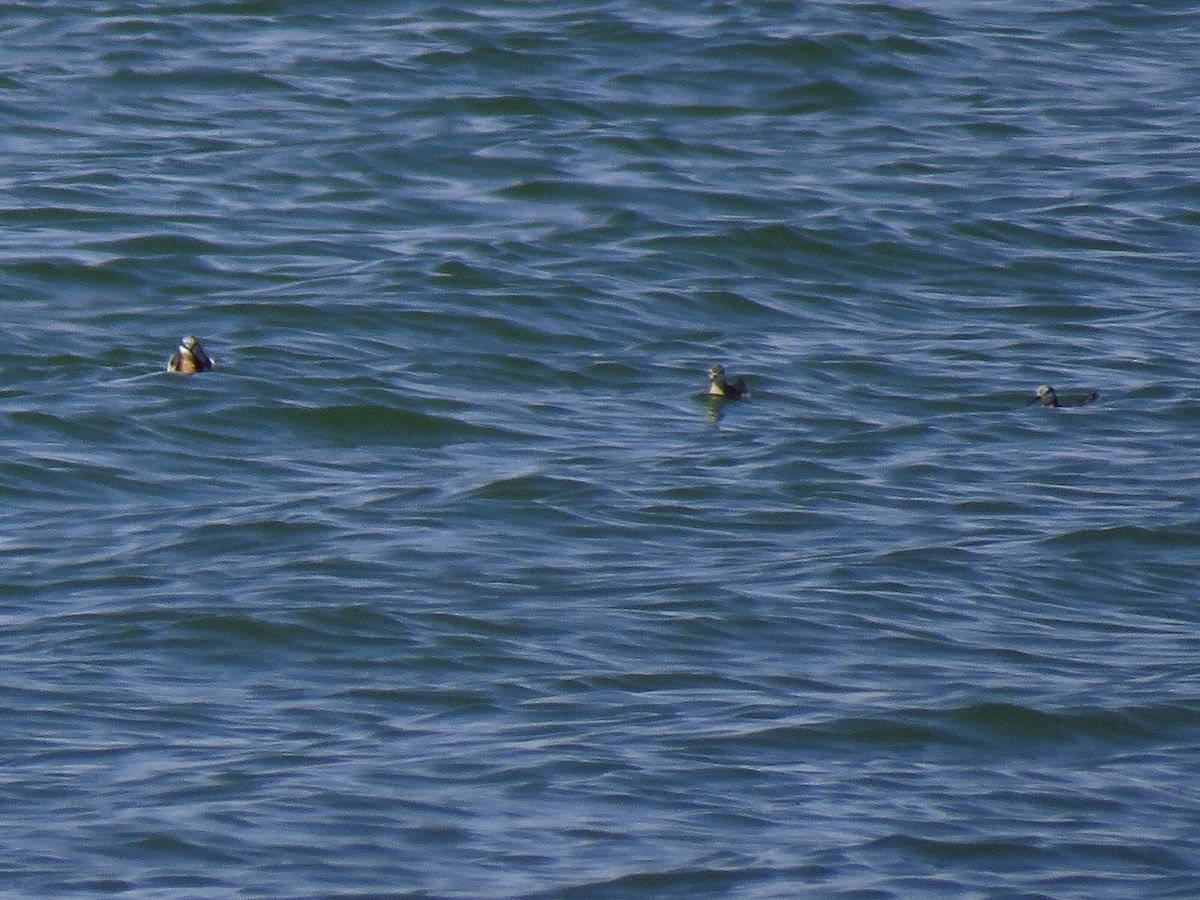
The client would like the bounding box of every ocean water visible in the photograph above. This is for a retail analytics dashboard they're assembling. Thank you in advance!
[2,1,1199,896]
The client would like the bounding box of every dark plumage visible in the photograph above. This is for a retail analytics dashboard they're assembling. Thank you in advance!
[1034,384,1097,408]
[708,364,747,399]
[168,336,214,374]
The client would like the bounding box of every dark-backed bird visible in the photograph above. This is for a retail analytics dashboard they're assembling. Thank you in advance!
[168,336,214,375]
[1034,384,1097,408]
[708,364,747,399]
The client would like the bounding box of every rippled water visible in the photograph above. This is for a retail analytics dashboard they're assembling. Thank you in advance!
[2,2,1199,896]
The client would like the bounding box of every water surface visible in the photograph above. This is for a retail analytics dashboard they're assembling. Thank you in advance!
[2,2,1199,896]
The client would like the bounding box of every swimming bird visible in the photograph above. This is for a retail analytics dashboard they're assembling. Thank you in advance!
[708,363,747,399]
[167,336,214,374]
[1034,384,1097,408]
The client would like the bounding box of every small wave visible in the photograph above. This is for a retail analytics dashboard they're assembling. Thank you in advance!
[106,64,293,94]
[5,256,145,287]
[84,232,232,257]
[716,699,1200,756]
[551,862,776,899]
[1048,521,1200,552]
[867,832,1045,866]
[466,472,596,503]
[263,402,527,447]
[771,78,871,114]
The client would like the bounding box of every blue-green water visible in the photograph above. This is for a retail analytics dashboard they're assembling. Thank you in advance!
[3,2,1199,896]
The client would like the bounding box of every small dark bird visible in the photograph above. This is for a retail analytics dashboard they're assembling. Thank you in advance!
[708,363,747,399]
[167,336,214,374]
[1034,384,1097,408]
